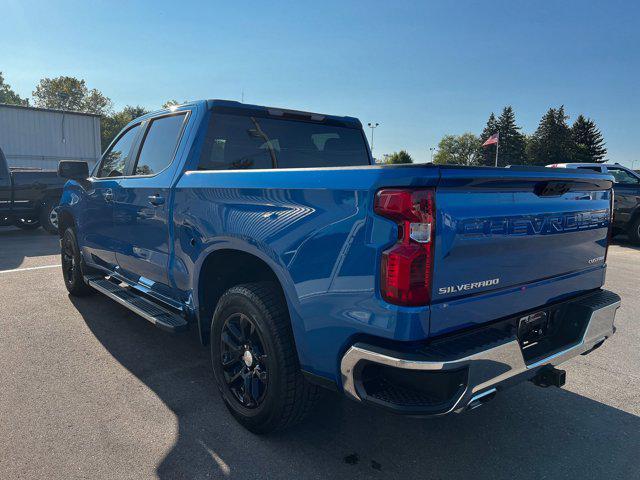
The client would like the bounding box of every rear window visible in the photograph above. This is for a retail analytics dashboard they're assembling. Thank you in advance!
[198,113,370,170]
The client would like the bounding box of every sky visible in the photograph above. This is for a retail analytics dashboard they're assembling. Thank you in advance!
[2,0,639,166]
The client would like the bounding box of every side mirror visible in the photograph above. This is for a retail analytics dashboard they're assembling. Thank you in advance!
[58,160,89,180]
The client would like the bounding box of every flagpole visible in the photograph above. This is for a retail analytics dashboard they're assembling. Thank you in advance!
[494,134,499,167]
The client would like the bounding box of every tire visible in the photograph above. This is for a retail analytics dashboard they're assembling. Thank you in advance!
[210,282,320,434]
[61,228,94,296]
[40,199,60,234]
[14,217,40,230]
[628,217,640,245]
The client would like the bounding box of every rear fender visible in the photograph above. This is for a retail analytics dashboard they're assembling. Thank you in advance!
[191,237,310,363]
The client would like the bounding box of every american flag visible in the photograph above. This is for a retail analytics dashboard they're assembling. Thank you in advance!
[482,133,499,146]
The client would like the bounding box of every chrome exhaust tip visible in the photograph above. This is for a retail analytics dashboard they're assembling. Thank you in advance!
[466,388,497,411]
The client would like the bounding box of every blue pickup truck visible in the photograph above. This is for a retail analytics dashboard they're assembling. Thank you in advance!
[57,100,621,433]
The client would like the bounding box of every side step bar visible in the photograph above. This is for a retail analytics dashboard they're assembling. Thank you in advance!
[85,276,188,333]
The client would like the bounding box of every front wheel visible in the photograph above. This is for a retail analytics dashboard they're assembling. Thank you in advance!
[211,282,320,434]
[61,228,94,296]
[40,199,60,234]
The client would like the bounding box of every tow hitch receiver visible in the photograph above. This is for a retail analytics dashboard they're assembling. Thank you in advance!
[531,367,566,388]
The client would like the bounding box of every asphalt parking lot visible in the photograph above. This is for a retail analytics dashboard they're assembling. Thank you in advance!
[0,227,638,480]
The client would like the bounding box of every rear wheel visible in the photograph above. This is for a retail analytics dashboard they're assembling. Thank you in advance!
[14,217,40,230]
[40,199,60,234]
[210,282,320,434]
[628,217,640,245]
[61,228,93,296]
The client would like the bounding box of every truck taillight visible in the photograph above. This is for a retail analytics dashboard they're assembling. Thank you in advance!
[374,188,435,306]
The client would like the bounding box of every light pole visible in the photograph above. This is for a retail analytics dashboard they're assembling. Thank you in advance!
[367,122,379,152]
[429,147,436,163]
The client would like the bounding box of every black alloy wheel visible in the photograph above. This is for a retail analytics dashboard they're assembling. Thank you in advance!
[61,228,93,296]
[220,312,269,408]
[210,283,320,433]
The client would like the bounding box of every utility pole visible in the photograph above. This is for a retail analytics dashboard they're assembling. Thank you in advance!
[367,122,379,152]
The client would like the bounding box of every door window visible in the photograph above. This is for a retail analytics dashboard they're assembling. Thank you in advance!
[97,125,140,178]
[606,167,640,184]
[133,114,187,176]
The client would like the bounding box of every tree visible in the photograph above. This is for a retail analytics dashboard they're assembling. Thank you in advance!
[385,150,413,164]
[433,133,481,165]
[571,114,607,162]
[495,106,526,166]
[526,106,573,165]
[101,105,149,151]
[0,72,28,106]
[478,113,498,165]
[32,76,112,115]
[162,99,181,108]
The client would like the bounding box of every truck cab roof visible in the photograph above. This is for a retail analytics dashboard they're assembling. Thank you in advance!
[132,99,362,129]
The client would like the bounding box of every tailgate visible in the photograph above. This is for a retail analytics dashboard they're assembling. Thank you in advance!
[430,166,612,335]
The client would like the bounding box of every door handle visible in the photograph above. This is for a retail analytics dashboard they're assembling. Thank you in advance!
[103,189,113,202]
[148,194,165,206]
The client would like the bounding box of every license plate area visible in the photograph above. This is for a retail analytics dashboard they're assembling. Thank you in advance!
[517,302,589,365]
[518,310,551,348]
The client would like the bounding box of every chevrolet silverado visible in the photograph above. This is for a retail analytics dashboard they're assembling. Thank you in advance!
[56,100,621,433]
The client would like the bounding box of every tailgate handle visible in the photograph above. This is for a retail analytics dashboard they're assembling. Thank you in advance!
[534,181,571,197]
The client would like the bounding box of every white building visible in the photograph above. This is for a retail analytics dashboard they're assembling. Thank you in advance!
[0,104,101,170]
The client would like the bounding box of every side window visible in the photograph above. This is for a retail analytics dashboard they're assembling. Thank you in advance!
[577,166,603,173]
[607,168,640,184]
[97,125,140,178]
[133,114,186,176]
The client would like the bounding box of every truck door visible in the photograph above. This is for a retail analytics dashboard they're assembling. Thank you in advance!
[80,124,142,271]
[113,112,189,292]
[604,166,640,228]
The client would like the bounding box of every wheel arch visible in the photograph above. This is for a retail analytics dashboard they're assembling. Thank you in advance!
[57,208,76,238]
[193,246,300,351]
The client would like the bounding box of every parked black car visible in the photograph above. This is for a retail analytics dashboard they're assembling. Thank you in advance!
[0,146,66,233]
[548,162,640,244]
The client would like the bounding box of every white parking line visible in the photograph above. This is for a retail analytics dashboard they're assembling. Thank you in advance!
[0,264,61,275]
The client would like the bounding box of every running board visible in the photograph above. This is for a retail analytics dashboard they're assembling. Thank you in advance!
[85,276,188,333]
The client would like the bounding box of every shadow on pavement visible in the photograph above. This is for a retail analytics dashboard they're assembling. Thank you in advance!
[611,234,640,252]
[0,227,59,270]
[70,294,639,480]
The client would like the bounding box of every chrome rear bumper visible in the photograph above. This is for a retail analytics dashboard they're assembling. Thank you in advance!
[340,289,620,415]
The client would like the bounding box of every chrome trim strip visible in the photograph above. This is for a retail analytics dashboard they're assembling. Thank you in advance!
[340,291,620,415]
